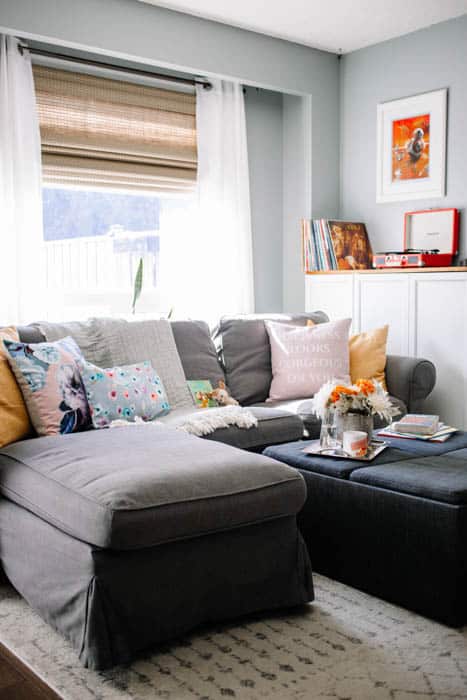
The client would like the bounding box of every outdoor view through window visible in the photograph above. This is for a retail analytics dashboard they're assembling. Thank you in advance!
[42,186,193,319]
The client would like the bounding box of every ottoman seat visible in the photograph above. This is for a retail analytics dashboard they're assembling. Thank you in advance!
[0,426,306,550]
[351,449,467,504]
[264,440,414,479]
[264,431,467,626]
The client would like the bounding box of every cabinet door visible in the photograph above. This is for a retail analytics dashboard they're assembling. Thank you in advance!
[413,274,467,429]
[356,274,410,355]
[305,275,354,327]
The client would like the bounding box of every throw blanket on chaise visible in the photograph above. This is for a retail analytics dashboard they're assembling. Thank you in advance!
[110,407,258,437]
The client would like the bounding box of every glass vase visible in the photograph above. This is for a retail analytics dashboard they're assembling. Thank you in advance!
[319,408,339,450]
[334,411,374,445]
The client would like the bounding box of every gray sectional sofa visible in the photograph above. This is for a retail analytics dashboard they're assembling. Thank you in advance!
[0,312,436,669]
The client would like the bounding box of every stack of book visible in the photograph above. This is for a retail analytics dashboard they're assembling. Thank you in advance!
[378,414,457,443]
[301,218,373,272]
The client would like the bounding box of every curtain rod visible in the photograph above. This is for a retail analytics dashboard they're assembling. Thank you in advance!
[18,43,212,90]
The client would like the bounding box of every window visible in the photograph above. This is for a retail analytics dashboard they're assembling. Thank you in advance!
[34,65,197,319]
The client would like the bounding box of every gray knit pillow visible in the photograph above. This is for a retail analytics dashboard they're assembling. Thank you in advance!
[101,319,193,410]
[39,318,193,410]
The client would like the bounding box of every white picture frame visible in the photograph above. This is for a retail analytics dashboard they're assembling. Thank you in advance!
[376,88,447,203]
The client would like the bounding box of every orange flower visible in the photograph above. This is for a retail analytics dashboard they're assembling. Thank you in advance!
[355,379,376,396]
[336,385,358,396]
[330,385,358,402]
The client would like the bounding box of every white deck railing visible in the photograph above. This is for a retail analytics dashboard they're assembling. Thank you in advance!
[44,232,159,292]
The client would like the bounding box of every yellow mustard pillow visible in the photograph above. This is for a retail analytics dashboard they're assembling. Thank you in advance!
[349,325,388,390]
[0,327,32,447]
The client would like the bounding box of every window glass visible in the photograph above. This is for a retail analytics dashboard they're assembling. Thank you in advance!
[42,186,194,320]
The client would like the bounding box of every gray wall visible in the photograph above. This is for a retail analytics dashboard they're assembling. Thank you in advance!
[244,88,284,312]
[1,0,340,312]
[282,94,312,312]
[340,15,467,257]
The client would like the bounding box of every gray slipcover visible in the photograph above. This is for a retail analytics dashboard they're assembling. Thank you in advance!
[0,426,306,549]
[158,405,304,449]
[0,499,313,669]
[213,312,329,405]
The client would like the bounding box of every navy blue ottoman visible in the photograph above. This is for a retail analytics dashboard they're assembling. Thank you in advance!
[264,432,467,626]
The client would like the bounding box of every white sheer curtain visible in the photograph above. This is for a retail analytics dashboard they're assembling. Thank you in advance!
[162,79,254,323]
[0,35,44,324]
[196,79,254,319]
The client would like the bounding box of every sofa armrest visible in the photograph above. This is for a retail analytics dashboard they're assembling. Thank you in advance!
[385,355,436,413]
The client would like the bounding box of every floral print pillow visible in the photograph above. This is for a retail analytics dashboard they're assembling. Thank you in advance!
[78,359,170,429]
[4,336,91,437]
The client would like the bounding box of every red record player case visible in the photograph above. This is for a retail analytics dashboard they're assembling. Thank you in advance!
[373,208,459,268]
[403,207,459,267]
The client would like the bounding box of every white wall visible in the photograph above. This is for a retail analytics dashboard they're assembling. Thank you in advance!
[340,15,467,258]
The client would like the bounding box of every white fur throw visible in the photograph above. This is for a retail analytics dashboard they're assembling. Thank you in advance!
[173,406,258,436]
[109,407,258,437]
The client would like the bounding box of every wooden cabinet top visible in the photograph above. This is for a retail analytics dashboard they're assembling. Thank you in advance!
[305,267,467,275]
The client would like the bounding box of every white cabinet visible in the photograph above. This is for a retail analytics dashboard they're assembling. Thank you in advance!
[356,274,410,356]
[306,271,467,428]
[304,274,354,329]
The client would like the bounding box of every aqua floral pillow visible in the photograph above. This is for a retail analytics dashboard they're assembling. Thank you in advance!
[4,336,91,436]
[78,358,170,429]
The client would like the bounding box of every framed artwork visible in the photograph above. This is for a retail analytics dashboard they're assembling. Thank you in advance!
[376,88,447,203]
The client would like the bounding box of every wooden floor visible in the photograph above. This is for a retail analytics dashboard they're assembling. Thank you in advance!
[0,641,62,699]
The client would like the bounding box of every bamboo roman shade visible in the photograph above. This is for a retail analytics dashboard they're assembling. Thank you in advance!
[33,65,197,192]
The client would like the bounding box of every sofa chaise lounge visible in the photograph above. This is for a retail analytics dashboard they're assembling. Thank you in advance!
[0,313,436,669]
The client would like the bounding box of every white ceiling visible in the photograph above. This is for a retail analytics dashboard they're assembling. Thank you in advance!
[137,0,467,53]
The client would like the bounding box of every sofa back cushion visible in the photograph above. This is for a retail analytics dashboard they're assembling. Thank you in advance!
[171,320,225,387]
[17,325,46,344]
[214,312,329,405]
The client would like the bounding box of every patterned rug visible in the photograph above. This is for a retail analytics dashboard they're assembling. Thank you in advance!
[1,574,467,700]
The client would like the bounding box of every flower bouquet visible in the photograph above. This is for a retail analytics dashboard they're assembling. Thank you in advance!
[312,378,399,449]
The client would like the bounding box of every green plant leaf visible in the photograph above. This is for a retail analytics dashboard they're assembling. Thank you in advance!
[132,257,143,314]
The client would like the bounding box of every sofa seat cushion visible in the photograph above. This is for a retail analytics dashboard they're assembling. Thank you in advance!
[158,406,304,449]
[254,396,406,439]
[350,448,467,505]
[0,427,306,550]
[263,440,413,479]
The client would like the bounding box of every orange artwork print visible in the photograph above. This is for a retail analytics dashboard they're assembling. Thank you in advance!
[392,113,430,181]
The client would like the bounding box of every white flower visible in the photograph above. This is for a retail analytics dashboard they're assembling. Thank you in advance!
[366,386,399,421]
[312,380,338,419]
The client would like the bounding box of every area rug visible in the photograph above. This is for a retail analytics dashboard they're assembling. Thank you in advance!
[1,574,467,700]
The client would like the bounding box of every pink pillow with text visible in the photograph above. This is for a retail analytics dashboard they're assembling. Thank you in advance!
[265,318,352,401]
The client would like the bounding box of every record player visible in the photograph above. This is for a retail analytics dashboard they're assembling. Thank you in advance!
[373,208,459,269]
